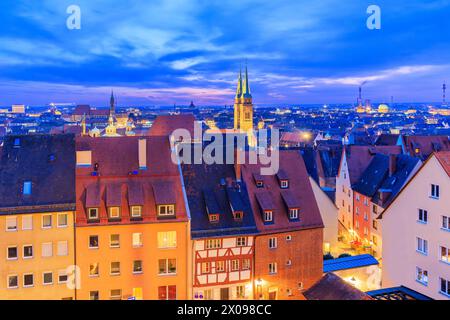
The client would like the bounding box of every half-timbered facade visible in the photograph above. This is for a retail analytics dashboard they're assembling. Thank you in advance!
[182,159,258,300]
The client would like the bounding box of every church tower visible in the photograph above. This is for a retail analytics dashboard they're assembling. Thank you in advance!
[233,66,254,133]
[104,90,120,137]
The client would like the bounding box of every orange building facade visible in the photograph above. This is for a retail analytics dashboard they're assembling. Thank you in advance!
[74,136,191,300]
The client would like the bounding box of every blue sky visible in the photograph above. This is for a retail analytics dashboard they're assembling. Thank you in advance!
[0,0,450,106]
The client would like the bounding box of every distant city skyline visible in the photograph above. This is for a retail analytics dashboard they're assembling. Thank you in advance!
[0,1,450,106]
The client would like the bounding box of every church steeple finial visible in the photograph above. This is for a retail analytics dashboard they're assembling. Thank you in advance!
[242,63,251,99]
[110,90,115,117]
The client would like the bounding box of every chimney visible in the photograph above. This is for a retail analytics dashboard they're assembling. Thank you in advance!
[389,154,396,177]
[138,138,147,170]
[234,147,243,181]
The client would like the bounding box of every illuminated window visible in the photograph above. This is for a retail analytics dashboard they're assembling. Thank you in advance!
[158,286,176,300]
[206,239,221,249]
[242,259,250,270]
[110,262,121,275]
[216,261,225,272]
[110,234,120,248]
[236,286,245,298]
[109,207,120,219]
[201,262,211,274]
[440,246,450,263]
[157,231,177,248]
[132,233,143,247]
[269,263,277,274]
[90,291,99,300]
[110,289,122,300]
[23,181,32,195]
[89,263,99,277]
[231,259,239,271]
[131,206,142,217]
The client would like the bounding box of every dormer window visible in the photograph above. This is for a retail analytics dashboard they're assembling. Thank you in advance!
[88,208,99,220]
[209,214,219,223]
[109,207,121,219]
[280,180,289,189]
[233,211,243,221]
[256,180,264,188]
[264,210,273,222]
[14,138,20,148]
[289,208,299,220]
[23,181,32,195]
[130,206,142,218]
[158,205,175,217]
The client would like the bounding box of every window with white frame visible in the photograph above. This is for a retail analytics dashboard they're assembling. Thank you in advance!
[206,239,221,249]
[280,180,289,189]
[440,246,450,263]
[110,262,121,275]
[269,262,277,274]
[264,211,273,222]
[89,235,99,249]
[418,209,428,223]
[88,208,99,220]
[132,233,143,247]
[23,274,34,288]
[41,242,53,258]
[108,207,120,219]
[242,259,250,270]
[157,231,177,248]
[7,275,18,289]
[231,259,239,271]
[269,237,277,249]
[58,270,68,283]
[131,206,142,217]
[236,237,247,247]
[6,216,17,232]
[289,208,299,220]
[440,277,450,297]
[42,215,52,228]
[43,272,53,285]
[58,213,68,227]
[23,245,33,259]
[216,261,225,272]
[22,216,33,230]
[236,285,245,299]
[7,246,18,260]
[158,259,176,275]
[442,216,450,231]
[431,184,440,199]
[110,234,120,248]
[57,241,68,256]
[416,267,428,285]
[133,260,143,274]
[417,237,428,255]
[158,205,175,216]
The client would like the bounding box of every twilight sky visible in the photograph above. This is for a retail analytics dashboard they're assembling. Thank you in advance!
[0,0,450,106]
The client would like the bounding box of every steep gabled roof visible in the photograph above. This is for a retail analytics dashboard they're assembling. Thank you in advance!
[242,150,324,234]
[304,273,373,300]
[148,114,197,137]
[436,151,450,177]
[402,135,450,159]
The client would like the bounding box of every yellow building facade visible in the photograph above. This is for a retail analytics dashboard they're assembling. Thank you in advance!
[0,211,76,300]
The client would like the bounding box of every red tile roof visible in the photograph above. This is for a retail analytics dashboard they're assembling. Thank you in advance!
[343,145,402,185]
[436,151,450,177]
[148,114,196,137]
[242,150,324,233]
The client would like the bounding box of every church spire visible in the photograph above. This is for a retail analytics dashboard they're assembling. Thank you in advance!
[235,67,243,99]
[242,64,252,99]
[110,90,115,118]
